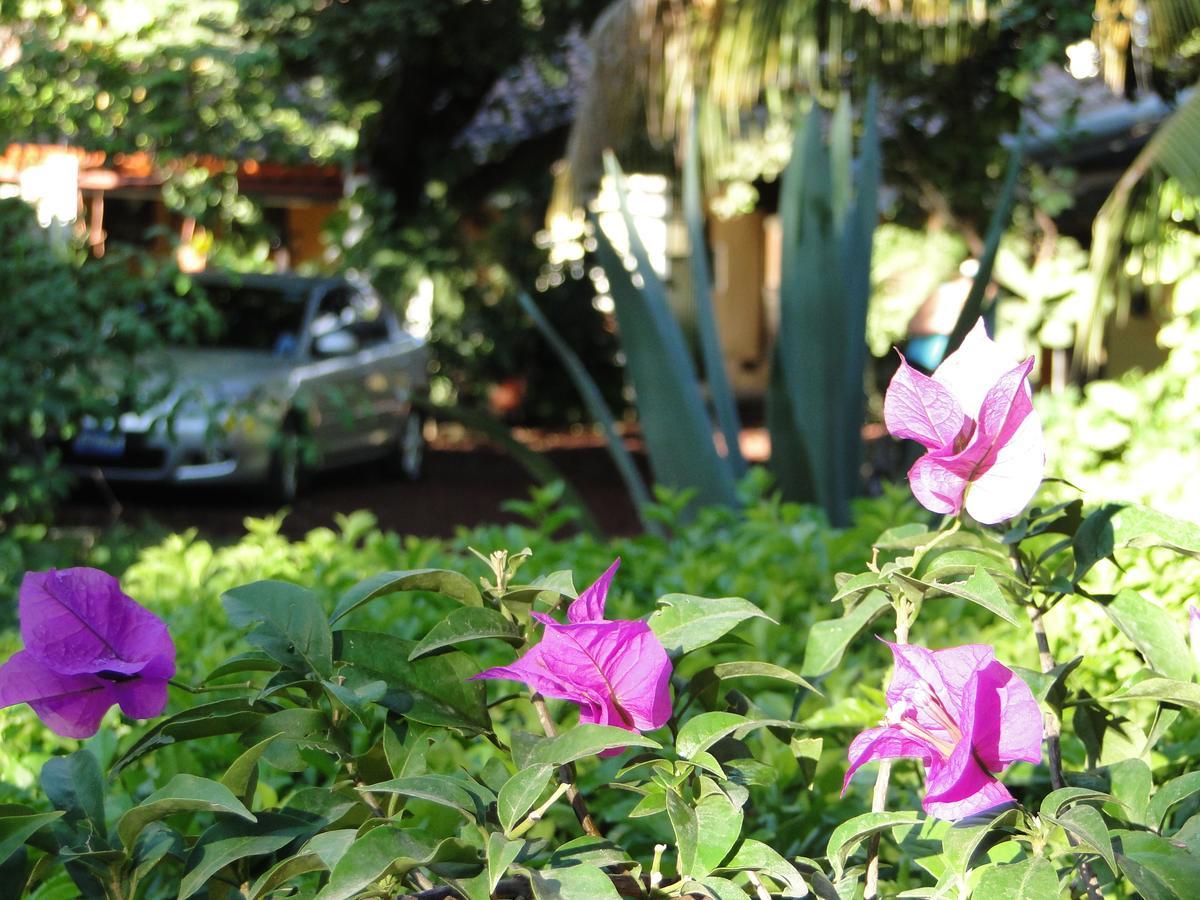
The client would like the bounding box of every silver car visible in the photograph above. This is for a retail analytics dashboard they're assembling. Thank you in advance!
[64,272,429,500]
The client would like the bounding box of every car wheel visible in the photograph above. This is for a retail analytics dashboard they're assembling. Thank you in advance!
[268,420,308,504]
[386,411,425,481]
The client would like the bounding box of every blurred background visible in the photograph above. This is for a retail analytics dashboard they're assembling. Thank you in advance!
[1,0,1197,542]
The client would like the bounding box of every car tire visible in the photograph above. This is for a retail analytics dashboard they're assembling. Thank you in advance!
[385,411,425,481]
[267,418,308,504]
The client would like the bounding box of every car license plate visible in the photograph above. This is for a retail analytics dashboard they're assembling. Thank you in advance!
[73,429,126,459]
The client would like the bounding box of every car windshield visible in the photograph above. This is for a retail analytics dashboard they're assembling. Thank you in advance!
[189,282,307,355]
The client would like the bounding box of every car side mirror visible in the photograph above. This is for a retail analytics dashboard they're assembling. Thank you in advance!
[314,329,359,357]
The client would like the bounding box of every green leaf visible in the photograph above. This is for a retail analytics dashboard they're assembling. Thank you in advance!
[498,764,555,834]
[593,169,738,513]
[721,838,809,896]
[201,652,280,683]
[220,735,279,806]
[1049,804,1117,874]
[0,812,63,866]
[667,789,700,878]
[486,832,524,893]
[1108,759,1152,825]
[941,809,1016,874]
[675,712,794,760]
[334,630,489,733]
[331,569,484,624]
[826,811,921,878]
[178,813,311,899]
[801,591,890,677]
[548,836,633,869]
[223,580,333,678]
[918,567,1023,626]
[648,594,773,656]
[116,775,255,848]
[1106,676,1200,710]
[1147,772,1200,832]
[527,863,622,900]
[408,607,523,660]
[111,698,273,777]
[710,661,820,694]
[832,571,890,603]
[40,751,104,832]
[973,856,1061,899]
[528,724,660,767]
[1114,829,1200,900]
[694,790,742,877]
[1101,589,1193,681]
[248,830,356,900]
[1040,787,1114,819]
[361,775,481,822]
[317,827,475,900]
[128,824,182,896]
[684,877,751,900]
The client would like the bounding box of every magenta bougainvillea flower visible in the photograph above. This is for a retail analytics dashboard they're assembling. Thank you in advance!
[472,559,672,751]
[884,320,1044,524]
[0,568,175,738]
[844,642,1043,821]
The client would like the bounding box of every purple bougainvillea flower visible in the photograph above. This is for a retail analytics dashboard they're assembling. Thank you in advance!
[0,568,175,738]
[844,642,1043,821]
[472,559,671,754]
[884,319,1044,524]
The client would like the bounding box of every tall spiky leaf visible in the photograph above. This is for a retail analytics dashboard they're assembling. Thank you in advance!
[684,110,746,476]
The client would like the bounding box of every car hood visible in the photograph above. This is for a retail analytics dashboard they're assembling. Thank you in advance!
[166,348,296,394]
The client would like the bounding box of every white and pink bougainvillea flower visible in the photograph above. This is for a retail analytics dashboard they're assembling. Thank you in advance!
[471,559,672,755]
[844,642,1044,821]
[884,319,1044,524]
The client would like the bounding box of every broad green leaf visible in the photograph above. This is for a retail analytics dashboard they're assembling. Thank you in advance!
[667,789,700,877]
[128,824,182,896]
[648,594,773,657]
[334,630,489,733]
[201,652,279,683]
[721,838,809,896]
[1101,589,1193,681]
[827,811,921,878]
[361,775,480,822]
[677,713,799,760]
[408,607,522,660]
[916,567,1023,626]
[1106,676,1200,710]
[1074,503,1200,583]
[711,661,820,694]
[527,862,622,900]
[801,591,891,677]
[317,827,475,900]
[1108,759,1152,825]
[248,830,356,900]
[684,877,750,900]
[498,764,555,834]
[942,809,1017,874]
[0,812,62,866]
[223,580,333,678]
[694,790,742,876]
[528,724,660,767]
[116,775,255,848]
[486,832,524,893]
[331,569,483,623]
[831,571,890,603]
[548,836,633,869]
[1040,787,1114,819]
[1147,771,1200,832]
[178,813,311,899]
[220,735,278,806]
[40,751,104,832]
[1050,804,1117,873]
[111,698,273,777]
[973,856,1061,899]
[1113,829,1200,900]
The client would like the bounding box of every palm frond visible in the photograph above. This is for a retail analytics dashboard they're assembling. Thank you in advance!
[1095,0,1200,92]
[1078,85,1200,373]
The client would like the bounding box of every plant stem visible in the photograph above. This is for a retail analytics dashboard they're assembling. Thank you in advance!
[530,693,603,837]
[1015,547,1104,900]
[507,782,571,838]
[168,678,253,693]
[864,599,912,899]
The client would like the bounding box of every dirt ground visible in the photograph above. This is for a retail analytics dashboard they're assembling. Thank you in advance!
[59,428,648,540]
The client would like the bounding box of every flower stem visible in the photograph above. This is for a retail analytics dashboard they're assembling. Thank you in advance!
[530,693,603,837]
[864,599,912,899]
[168,678,253,693]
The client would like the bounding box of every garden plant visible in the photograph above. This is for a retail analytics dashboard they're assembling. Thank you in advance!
[2,321,1200,897]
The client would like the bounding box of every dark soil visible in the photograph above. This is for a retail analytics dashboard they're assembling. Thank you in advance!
[59,429,648,540]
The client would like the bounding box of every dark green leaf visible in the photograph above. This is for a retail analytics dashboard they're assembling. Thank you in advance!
[116,775,255,848]
[826,811,921,878]
[223,580,333,678]
[201,652,279,683]
[721,838,809,895]
[548,836,633,869]
[1050,804,1117,873]
[409,607,522,660]
[666,789,700,878]
[498,764,555,835]
[527,725,660,767]
[1114,829,1200,900]
[1148,772,1200,832]
[526,863,622,900]
[361,775,480,822]
[111,698,274,777]
[220,735,278,806]
[331,569,484,624]
[0,812,63,866]
[973,856,1061,899]
[916,567,1023,626]
[248,830,356,900]
[316,827,475,900]
[178,813,311,899]
[801,591,890,677]
[710,661,820,694]
[40,751,104,832]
